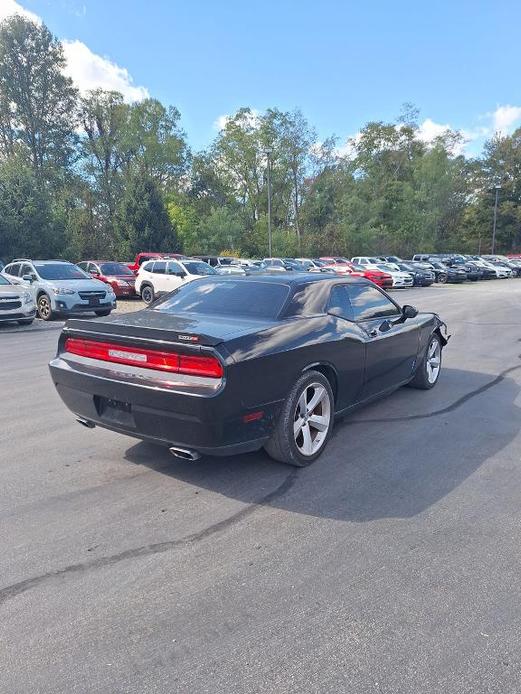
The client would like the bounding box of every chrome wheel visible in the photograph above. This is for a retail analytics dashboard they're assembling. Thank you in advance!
[293,382,332,457]
[426,338,441,384]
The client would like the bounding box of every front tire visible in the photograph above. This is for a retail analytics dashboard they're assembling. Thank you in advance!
[37,294,54,321]
[264,370,334,467]
[409,334,442,390]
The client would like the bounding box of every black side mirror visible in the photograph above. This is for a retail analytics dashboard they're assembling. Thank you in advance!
[402,304,418,319]
[173,270,186,278]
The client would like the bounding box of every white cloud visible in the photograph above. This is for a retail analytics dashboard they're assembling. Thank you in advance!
[417,118,452,143]
[492,105,521,135]
[214,114,230,131]
[0,0,40,23]
[0,2,148,103]
[62,40,149,102]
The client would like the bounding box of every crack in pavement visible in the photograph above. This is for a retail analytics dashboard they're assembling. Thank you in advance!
[0,470,298,607]
[347,363,521,424]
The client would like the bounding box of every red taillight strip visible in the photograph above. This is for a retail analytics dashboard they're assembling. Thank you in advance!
[64,337,223,378]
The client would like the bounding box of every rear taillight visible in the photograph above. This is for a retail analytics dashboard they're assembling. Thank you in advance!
[64,337,223,378]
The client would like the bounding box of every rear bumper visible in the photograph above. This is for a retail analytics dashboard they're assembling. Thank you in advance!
[112,287,135,298]
[49,357,277,456]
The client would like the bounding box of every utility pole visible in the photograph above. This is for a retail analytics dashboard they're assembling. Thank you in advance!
[491,184,501,254]
[265,149,273,257]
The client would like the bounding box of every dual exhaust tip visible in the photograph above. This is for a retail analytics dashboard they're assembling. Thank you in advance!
[76,417,200,461]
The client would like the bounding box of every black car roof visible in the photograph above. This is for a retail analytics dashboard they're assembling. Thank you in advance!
[206,273,369,287]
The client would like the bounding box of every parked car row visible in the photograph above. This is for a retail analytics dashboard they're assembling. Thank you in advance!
[1,249,519,325]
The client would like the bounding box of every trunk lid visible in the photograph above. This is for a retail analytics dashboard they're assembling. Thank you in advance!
[64,310,276,347]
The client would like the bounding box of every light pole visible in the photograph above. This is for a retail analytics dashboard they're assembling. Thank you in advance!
[265,149,273,257]
[491,184,501,254]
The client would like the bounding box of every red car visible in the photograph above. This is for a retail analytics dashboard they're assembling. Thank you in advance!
[127,252,187,274]
[350,264,393,288]
[77,261,137,298]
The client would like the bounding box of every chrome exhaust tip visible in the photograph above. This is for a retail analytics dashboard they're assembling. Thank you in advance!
[169,446,201,461]
[76,417,95,429]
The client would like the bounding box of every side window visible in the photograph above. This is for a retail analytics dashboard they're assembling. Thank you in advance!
[21,263,33,277]
[348,285,400,321]
[328,285,354,321]
[153,261,166,274]
[6,263,21,276]
[166,261,182,275]
[141,261,153,273]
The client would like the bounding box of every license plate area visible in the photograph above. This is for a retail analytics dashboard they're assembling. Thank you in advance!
[94,396,135,427]
[89,297,100,306]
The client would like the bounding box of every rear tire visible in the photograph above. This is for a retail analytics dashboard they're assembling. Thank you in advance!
[264,370,334,467]
[438,274,448,284]
[409,334,442,390]
[141,284,155,305]
[37,294,54,321]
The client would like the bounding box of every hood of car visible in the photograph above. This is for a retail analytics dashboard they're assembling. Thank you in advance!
[104,275,135,282]
[0,284,26,297]
[42,278,108,291]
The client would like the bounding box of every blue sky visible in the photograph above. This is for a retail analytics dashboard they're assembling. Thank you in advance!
[4,0,521,154]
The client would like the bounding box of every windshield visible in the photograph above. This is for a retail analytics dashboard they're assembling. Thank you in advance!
[34,263,90,280]
[0,274,11,286]
[182,261,217,276]
[155,279,290,319]
[99,262,134,276]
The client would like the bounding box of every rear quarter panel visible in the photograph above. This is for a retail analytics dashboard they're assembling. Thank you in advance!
[224,315,366,411]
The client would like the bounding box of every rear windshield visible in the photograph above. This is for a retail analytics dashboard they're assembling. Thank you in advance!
[154,279,290,319]
[34,263,89,280]
[99,262,134,276]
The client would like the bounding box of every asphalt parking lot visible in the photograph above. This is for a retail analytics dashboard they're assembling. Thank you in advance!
[2,281,521,693]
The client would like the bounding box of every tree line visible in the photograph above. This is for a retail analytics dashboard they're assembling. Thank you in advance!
[1,14,520,264]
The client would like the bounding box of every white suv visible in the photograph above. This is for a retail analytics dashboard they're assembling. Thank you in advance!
[0,273,36,325]
[136,258,218,304]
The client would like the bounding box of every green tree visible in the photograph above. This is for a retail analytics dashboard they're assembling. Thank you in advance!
[0,15,78,175]
[0,157,61,260]
[115,173,177,258]
[123,98,189,185]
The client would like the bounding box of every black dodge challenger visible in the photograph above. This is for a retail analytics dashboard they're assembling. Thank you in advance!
[49,275,449,467]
